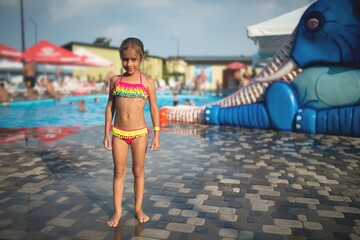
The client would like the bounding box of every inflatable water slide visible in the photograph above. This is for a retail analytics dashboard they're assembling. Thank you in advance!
[159,0,360,138]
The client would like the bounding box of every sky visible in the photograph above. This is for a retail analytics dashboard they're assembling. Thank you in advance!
[0,0,313,58]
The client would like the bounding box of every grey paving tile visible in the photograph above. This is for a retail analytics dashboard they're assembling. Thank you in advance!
[0,124,360,240]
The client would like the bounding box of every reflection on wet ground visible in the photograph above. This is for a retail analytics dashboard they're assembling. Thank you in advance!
[0,126,83,145]
[0,123,360,240]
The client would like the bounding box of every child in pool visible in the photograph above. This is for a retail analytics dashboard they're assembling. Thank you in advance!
[103,37,160,227]
[77,100,87,111]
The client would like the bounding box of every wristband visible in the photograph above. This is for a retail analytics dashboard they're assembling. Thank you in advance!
[153,127,160,131]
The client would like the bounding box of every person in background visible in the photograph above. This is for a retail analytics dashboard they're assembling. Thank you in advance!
[55,67,62,82]
[78,100,87,111]
[215,80,221,97]
[101,71,115,93]
[184,98,195,106]
[22,60,37,100]
[0,82,9,105]
[234,66,255,89]
[41,78,62,99]
[58,77,70,95]
[173,93,179,106]
[89,76,97,94]
[103,37,160,227]
[240,67,256,88]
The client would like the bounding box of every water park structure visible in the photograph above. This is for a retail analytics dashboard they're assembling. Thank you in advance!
[159,0,360,138]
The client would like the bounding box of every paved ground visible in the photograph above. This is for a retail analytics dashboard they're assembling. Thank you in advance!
[0,123,360,240]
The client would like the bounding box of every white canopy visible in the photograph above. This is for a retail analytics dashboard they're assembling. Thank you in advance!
[74,48,113,67]
[247,4,311,56]
[0,59,23,70]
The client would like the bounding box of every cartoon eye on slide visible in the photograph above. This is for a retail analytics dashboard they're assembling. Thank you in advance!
[304,12,324,33]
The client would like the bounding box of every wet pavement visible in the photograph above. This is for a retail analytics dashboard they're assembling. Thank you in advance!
[1,123,360,240]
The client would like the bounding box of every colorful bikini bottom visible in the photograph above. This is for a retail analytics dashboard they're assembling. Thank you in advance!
[112,126,150,145]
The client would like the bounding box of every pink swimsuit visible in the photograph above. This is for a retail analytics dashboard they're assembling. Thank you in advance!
[111,74,150,145]
[112,74,149,99]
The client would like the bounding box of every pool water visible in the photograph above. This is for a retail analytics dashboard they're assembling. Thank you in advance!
[0,94,223,128]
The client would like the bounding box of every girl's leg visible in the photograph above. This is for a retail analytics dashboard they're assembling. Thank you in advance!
[130,136,149,223]
[107,137,129,228]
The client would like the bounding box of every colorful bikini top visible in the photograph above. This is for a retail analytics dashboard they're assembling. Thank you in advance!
[112,74,149,99]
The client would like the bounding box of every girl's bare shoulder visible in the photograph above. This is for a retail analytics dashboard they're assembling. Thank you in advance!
[142,75,155,87]
[109,74,121,88]
[110,75,121,84]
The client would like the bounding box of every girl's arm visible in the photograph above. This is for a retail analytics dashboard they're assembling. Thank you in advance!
[103,76,117,149]
[147,77,160,151]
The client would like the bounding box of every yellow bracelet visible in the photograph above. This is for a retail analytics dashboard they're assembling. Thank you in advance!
[153,127,160,131]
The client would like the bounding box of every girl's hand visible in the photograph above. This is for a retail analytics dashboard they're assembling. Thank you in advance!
[150,137,160,151]
[103,135,112,150]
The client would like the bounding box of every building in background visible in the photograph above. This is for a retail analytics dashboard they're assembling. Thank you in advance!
[62,41,252,92]
[63,42,164,82]
[179,56,252,91]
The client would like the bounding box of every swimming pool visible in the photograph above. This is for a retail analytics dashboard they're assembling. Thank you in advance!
[0,94,223,128]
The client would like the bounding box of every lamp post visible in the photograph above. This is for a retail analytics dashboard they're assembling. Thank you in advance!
[20,0,25,53]
[28,17,37,44]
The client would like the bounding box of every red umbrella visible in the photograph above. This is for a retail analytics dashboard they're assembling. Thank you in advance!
[22,40,81,65]
[0,44,22,61]
[226,62,246,70]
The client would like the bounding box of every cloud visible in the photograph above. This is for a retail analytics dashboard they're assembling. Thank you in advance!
[103,25,131,46]
[135,0,170,7]
[0,0,314,56]
[254,0,314,17]
[46,0,175,23]
[0,0,17,7]
[48,0,117,23]
[144,0,221,32]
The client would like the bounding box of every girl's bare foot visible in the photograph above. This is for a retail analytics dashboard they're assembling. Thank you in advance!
[107,211,122,228]
[135,209,149,223]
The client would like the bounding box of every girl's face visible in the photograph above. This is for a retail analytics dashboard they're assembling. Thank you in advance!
[121,48,143,75]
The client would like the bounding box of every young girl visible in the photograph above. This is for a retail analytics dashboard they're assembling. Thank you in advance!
[103,37,160,227]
